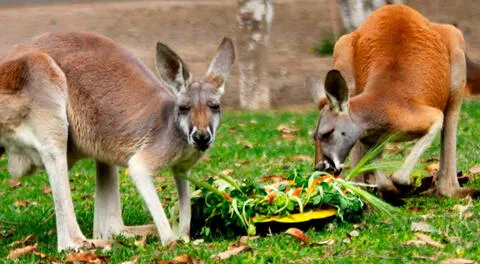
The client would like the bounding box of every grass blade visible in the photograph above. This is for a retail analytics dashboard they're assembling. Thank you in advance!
[333,178,403,217]
[347,134,399,181]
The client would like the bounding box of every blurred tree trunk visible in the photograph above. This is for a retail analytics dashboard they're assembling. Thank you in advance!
[338,0,403,31]
[236,0,273,110]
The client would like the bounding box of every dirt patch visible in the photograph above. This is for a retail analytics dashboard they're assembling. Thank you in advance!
[0,0,478,109]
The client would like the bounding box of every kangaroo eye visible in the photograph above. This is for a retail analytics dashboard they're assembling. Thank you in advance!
[209,104,220,112]
[178,105,191,114]
[321,129,334,140]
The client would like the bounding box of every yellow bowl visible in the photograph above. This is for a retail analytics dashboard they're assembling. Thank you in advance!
[251,209,337,224]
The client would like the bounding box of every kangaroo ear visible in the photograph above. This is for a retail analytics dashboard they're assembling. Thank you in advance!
[155,42,192,95]
[206,37,235,96]
[324,70,349,113]
[306,76,328,110]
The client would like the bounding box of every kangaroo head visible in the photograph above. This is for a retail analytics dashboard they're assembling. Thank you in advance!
[155,38,235,151]
[307,70,361,174]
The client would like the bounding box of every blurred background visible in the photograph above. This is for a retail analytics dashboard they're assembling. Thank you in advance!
[0,0,477,108]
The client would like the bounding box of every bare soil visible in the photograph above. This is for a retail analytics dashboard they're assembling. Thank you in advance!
[0,0,479,109]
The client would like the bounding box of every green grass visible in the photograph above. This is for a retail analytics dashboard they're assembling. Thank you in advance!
[313,30,349,56]
[1,101,480,263]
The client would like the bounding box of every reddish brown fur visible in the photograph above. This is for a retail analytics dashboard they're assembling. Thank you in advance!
[191,106,210,130]
[187,81,217,131]
[204,74,224,89]
[338,5,453,138]
[0,52,66,134]
[0,57,27,94]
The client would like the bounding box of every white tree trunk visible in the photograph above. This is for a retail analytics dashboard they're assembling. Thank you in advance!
[338,0,403,31]
[236,0,273,110]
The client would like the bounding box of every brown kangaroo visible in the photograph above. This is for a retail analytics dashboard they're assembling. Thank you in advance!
[0,32,235,251]
[307,5,478,200]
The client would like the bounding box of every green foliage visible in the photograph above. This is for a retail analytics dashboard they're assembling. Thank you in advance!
[188,167,365,240]
[313,29,349,56]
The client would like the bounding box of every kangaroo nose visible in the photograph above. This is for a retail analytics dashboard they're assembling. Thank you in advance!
[314,159,340,174]
[193,129,212,151]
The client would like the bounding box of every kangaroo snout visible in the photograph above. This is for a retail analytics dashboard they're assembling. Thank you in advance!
[315,156,344,175]
[192,128,212,151]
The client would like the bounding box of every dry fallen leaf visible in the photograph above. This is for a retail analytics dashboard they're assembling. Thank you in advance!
[281,134,297,140]
[440,258,475,264]
[8,178,21,188]
[9,234,34,248]
[407,206,424,214]
[277,124,299,140]
[310,239,335,246]
[167,254,198,264]
[210,243,252,260]
[66,252,107,263]
[32,250,57,262]
[241,141,253,149]
[277,124,300,134]
[469,165,480,174]
[444,235,462,244]
[260,175,293,191]
[120,256,140,264]
[347,230,359,237]
[285,228,309,243]
[288,155,313,162]
[413,253,438,261]
[411,221,435,233]
[414,233,444,248]
[405,240,427,246]
[43,186,52,194]
[453,196,473,218]
[14,200,29,207]
[8,244,37,260]
[239,236,259,244]
[384,144,401,154]
[426,163,440,174]
[421,213,436,220]
[462,211,474,219]
[192,239,204,246]
[259,174,288,183]
[221,169,233,176]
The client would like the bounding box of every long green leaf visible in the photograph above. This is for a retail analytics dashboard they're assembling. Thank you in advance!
[347,134,399,181]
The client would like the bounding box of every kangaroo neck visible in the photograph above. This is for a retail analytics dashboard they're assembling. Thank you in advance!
[348,92,393,145]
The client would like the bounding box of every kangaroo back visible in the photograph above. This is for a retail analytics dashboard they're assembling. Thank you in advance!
[351,5,450,110]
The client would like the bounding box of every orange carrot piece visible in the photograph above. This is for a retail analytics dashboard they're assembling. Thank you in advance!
[292,188,302,197]
[267,193,276,204]
[223,192,232,201]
